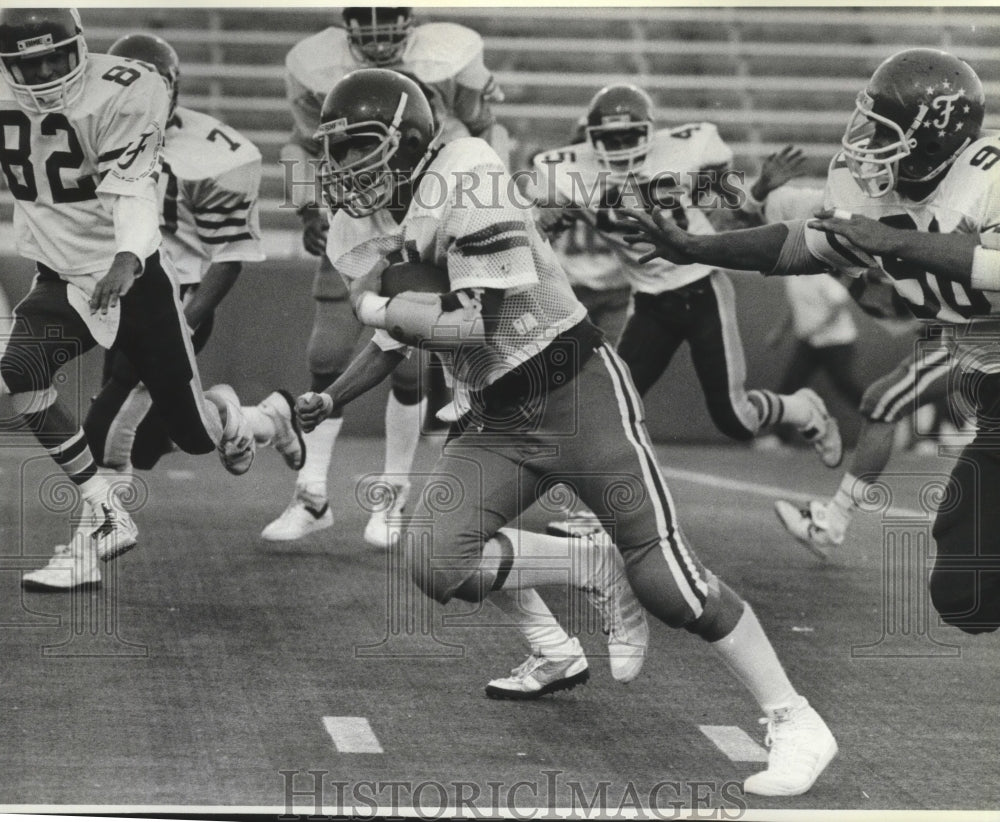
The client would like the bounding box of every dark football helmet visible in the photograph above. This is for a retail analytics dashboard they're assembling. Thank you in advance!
[842,48,985,197]
[108,33,180,118]
[0,8,87,112]
[314,68,438,218]
[342,7,413,67]
[585,84,655,181]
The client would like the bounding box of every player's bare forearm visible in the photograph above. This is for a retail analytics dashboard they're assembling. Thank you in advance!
[184,261,241,330]
[622,206,788,272]
[295,342,406,433]
[326,341,405,413]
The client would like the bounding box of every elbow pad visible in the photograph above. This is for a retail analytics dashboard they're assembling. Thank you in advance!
[972,245,1000,291]
[384,291,485,347]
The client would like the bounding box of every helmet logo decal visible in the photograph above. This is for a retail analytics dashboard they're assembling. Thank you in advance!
[17,34,53,51]
[930,92,962,129]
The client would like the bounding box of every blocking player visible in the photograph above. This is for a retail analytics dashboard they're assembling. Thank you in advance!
[533,84,842,537]
[266,7,510,548]
[0,11,301,588]
[296,68,837,795]
[623,48,1000,633]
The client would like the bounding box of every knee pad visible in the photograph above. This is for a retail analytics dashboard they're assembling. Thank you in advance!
[10,386,57,416]
[685,574,745,641]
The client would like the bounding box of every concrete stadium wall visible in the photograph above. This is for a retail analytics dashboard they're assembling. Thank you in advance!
[0,256,914,445]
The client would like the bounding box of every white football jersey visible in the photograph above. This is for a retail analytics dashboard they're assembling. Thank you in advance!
[0,52,168,280]
[159,107,264,285]
[805,133,1000,371]
[285,22,491,159]
[533,122,733,294]
[328,136,586,390]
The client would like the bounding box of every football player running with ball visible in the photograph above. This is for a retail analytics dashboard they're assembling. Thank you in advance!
[624,48,1000,635]
[0,11,301,590]
[296,68,837,797]
[266,7,510,549]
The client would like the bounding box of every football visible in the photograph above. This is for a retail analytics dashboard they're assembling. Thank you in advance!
[380,261,450,298]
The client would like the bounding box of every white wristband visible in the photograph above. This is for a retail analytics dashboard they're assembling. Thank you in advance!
[354,291,390,328]
[970,245,1000,291]
[740,183,766,215]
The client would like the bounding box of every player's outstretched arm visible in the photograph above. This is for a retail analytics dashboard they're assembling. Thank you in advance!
[808,212,986,288]
[296,341,406,432]
[621,206,792,272]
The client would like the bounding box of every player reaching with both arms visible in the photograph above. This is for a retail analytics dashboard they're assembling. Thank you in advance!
[0,10,303,591]
[266,6,510,549]
[625,48,1000,634]
[295,67,837,795]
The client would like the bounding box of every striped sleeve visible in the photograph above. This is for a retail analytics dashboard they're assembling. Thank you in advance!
[444,162,539,291]
[188,160,264,263]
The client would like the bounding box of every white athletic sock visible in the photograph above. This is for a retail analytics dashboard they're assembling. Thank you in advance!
[775,391,814,429]
[383,393,426,479]
[711,605,799,714]
[489,588,578,659]
[827,472,859,532]
[487,528,607,591]
[296,417,342,499]
[242,405,275,445]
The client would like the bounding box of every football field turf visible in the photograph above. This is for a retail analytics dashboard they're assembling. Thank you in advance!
[2,436,998,815]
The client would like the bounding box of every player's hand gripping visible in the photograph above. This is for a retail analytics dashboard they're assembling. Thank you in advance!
[295,391,334,434]
[91,252,141,314]
[807,209,899,255]
[619,206,701,265]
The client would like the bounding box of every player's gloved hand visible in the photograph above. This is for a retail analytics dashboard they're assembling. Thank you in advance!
[295,391,334,433]
[91,252,141,315]
[299,205,329,257]
[619,206,700,265]
[752,145,806,201]
[807,209,898,255]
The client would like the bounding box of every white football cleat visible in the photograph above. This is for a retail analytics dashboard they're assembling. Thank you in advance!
[793,388,843,468]
[581,532,649,683]
[485,639,590,700]
[22,536,102,591]
[363,481,409,549]
[89,501,139,562]
[546,509,604,538]
[774,499,843,561]
[744,697,838,797]
[257,390,306,470]
[206,384,255,475]
[261,490,334,541]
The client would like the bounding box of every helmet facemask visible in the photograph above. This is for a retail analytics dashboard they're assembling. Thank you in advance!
[0,12,87,113]
[344,8,413,67]
[587,120,652,184]
[316,91,435,218]
[841,92,915,198]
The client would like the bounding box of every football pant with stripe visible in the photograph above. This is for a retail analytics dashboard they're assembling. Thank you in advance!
[411,341,743,640]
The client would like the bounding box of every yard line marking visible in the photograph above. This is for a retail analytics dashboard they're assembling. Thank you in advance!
[658,465,924,519]
[322,717,384,753]
[166,469,196,480]
[698,725,768,762]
